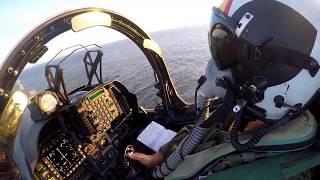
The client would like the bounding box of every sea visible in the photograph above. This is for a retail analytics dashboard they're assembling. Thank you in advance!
[19,25,211,108]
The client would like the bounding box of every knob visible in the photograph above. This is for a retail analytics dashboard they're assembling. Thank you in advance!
[113,139,120,147]
[108,150,115,159]
[100,138,108,147]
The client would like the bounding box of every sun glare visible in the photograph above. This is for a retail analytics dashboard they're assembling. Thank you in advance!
[212,0,225,7]
[0,0,217,64]
[71,11,112,32]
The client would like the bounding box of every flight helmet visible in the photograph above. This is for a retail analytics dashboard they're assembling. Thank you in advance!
[207,0,320,121]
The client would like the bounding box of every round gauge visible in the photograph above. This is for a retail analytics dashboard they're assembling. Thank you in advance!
[39,93,58,113]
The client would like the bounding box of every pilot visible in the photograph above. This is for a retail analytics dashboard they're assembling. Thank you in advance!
[129,0,320,175]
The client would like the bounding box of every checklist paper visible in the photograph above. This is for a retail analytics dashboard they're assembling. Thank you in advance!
[137,121,177,151]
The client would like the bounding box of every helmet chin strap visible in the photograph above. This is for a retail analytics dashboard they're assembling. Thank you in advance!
[256,46,320,77]
[215,33,319,76]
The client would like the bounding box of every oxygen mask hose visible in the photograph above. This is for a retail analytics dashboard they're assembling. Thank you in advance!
[151,95,210,178]
[152,81,235,178]
[151,74,239,178]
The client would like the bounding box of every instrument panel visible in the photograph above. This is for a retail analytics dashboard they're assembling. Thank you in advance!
[75,86,123,134]
[34,83,132,180]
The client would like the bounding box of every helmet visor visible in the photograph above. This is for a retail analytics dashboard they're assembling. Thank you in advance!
[210,28,242,70]
[209,7,239,70]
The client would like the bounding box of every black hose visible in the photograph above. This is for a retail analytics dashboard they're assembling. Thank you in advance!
[151,96,209,178]
[230,109,273,152]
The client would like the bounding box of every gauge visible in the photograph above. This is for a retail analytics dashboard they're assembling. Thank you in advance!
[47,144,80,175]
[43,135,82,176]
[39,92,58,113]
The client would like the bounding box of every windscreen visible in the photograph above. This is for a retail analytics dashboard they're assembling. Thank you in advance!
[45,45,101,94]
[17,27,159,108]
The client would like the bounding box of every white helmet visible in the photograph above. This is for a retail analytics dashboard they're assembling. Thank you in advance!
[203,0,320,121]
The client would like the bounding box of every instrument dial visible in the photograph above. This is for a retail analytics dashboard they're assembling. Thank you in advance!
[39,92,58,113]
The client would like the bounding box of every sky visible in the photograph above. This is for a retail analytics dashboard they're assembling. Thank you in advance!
[0,0,223,65]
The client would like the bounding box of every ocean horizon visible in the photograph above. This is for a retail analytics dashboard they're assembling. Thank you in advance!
[19,25,211,108]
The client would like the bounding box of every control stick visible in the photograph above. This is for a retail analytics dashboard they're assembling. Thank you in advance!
[124,145,135,167]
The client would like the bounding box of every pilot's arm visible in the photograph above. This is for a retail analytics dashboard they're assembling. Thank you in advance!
[128,120,265,168]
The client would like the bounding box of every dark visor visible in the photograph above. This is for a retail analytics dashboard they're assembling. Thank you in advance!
[210,27,258,70]
[209,7,256,70]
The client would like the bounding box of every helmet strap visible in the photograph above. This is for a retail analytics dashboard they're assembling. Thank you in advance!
[257,47,319,77]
